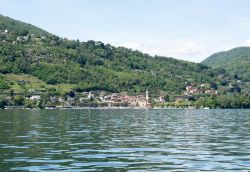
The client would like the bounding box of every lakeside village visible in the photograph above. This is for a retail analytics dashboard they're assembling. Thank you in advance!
[0,29,245,109]
[0,84,224,109]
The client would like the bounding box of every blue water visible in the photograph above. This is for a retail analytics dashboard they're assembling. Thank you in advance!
[0,109,249,171]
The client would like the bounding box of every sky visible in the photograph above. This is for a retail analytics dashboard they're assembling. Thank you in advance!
[1,0,250,62]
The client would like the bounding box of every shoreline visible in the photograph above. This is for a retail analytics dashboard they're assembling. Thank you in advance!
[1,106,212,110]
[1,106,249,110]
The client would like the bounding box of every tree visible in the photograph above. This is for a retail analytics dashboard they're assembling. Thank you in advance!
[234,73,238,80]
[13,95,25,106]
[210,81,218,90]
[77,55,86,67]
[0,100,6,109]
[221,80,228,86]
[230,85,241,93]
[47,78,58,85]
[10,90,14,99]
[68,91,75,97]
[164,94,170,102]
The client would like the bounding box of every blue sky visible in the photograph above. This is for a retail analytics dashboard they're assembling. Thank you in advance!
[1,0,250,62]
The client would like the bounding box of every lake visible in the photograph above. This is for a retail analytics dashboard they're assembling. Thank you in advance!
[0,109,249,171]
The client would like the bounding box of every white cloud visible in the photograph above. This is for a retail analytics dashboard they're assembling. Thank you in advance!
[243,39,250,46]
[221,39,250,52]
[117,37,250,63]
[118,40,214,62]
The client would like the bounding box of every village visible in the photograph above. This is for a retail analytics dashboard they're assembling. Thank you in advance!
[1,82,230,109]
[3,90,152,109]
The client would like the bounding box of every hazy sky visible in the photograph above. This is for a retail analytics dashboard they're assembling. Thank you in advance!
[1,0,250,62]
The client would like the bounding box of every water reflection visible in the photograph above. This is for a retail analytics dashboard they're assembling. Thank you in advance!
[0,109,249,171]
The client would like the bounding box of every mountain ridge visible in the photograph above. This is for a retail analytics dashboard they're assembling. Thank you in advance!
[202,46,250,81]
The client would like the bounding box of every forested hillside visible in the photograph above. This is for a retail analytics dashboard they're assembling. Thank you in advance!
[202,47,250,81]
[0,14,224,95]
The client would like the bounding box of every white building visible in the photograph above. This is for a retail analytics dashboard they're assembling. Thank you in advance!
[29,95,41,100]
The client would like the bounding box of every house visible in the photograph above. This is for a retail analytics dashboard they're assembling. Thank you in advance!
[82,92,89,96]
[186,86,193,92]
[17,36,29,42]
[23,36,29,41]
[174,96,188,103]
[58,97,65,103]
[66,96,75,104]
[126,95,148,108]
[157,96,165,103]
[87,92,94,99]
[129,99,137,107]
[17,36,23,42]
[29,95,41,100]
[17,80,27,85]
[99,91,107,97]
[30,34,35,38]
[205,90,218,95]
[49,96,57,103]
[4,96,12,101]
[137,99,147,108]
[98,96,104,101]
[185,85,203,95]
[79,97,88,102]
[111,94,122,102]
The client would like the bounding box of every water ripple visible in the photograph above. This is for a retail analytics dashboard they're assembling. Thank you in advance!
[0,109,249,171]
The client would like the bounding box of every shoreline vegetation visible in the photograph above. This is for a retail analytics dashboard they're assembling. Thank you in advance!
[2,105,250,110]
[1,107,202,110]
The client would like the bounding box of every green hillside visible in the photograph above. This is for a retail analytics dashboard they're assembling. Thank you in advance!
[0,14,50,37]
[202,47,250,81]
[0,14,224,95]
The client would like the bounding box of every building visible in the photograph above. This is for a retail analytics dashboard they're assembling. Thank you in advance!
[49,96,57,103]
[29,95,41,100]
[58,97,65,103]
[87,92,94,99]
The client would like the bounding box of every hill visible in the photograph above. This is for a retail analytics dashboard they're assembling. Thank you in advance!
[202,47,250,81]
[0,14,224,96]
[0,14,50,37]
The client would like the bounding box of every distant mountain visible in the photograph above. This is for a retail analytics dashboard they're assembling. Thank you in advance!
[0,14,224,95]
[202,47,250,81]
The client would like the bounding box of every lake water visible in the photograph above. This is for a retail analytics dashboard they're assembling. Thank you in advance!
[0,109,249,171]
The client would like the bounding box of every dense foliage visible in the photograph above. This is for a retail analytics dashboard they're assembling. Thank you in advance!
[0,14,224,95]
[159,94,250,109]
[202,47,250,81]
[0,75,10,89]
